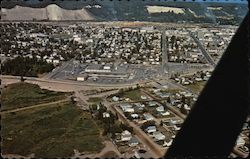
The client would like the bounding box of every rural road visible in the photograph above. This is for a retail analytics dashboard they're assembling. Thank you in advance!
[1,99,69,114]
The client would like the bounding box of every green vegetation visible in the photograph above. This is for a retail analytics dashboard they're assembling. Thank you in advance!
[120,89,142,101]
[87,97,103,104]
[186,81,206,94]
[1,56,54,77]
[2,102,104,158]
[160,89,180,94]
[1,82,71,111]
[1,83,104,158]
[90,103,133,138]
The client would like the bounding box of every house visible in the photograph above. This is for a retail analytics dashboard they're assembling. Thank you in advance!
[143,113,154,121]
[131,114,139,119]
[128,137,139,147]
[53,59,60,65]
[163,139,173,147]
[161,111,170,116]
[103,112,110,118]
[148,101,158,107]
[153,131,165,141]
[145,126,157,133]
[236,137,245,146]
[124,107,134,113]
[174,125,181,131]
[134,103,145,108]
[159,93,170,98]
[120,103,134,113]
[112,96,119,102]
[141,95,147,100]
[156,106,165,112]
[121,130,132,141]
[134,103,145,112]
[184,104,191,111]
[170,119,183,125]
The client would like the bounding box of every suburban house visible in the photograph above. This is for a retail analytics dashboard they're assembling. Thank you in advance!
[128,137,139,147]
[120,103,134,113]
[156,106,165,112]
[121,130,132,141]
[145,126,157,133]
[143,113,154,121]
[153,131,166,141]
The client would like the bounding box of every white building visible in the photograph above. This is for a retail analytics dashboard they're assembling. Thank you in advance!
[153,131,165,141]
[145,126,157,133]
[103,112,110,118]
[143,113,154,121]
[121,130,132,141]
[77,74,88,81]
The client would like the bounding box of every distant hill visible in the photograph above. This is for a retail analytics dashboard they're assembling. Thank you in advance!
[0,0,248,24]
[1,4,94,21]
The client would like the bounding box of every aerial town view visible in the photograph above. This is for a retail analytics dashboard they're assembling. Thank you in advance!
[1,0,249,158]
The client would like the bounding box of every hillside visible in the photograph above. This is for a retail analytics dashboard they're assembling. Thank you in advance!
[1,82,104,158]
[0,1,248,24]
[1,4,94,21]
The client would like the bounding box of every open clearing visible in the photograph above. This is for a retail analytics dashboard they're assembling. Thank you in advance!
[121,89,142,101]
[87,97,103,104]
[1,82,71,111]
[1,82,104,158]
[146,6,185,14]
[185,81,206,94]
[1,4,94,21]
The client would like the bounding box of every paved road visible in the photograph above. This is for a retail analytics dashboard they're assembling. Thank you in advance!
[162,30,169,75]
[0,75,146,89]
[189,32,216,66]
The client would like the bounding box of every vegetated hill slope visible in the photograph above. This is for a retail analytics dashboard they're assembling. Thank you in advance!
[1,4,94,21]
[1,82,104,158]
[1,0,248,24]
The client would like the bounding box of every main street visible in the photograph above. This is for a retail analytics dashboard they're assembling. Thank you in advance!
[162,29,169,75]
[189,32,216,66]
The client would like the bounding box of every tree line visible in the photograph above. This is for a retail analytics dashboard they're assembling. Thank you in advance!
[1,56,55,77]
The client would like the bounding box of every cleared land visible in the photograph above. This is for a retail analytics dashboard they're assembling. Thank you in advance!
[185,81,206,94]
[87,97,103,104]
[1,82,104,158]
[146,6,185,14]
[1,4,94,21]
[121,89,142,101]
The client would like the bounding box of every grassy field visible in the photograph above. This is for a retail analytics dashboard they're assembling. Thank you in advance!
[160,89,181,94]
[122,89,142,101]
[87,97,103,104]
[1,82,71,111]
[1,82,104,158]
[185,81,206,94]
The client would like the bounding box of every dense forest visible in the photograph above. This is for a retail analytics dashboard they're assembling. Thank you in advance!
[1,56,54,77]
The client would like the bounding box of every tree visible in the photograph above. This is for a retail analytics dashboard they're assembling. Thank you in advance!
[70,96,76,104]
[180,105,188,115]
[141,121,156,130]
[20,75,26,82]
